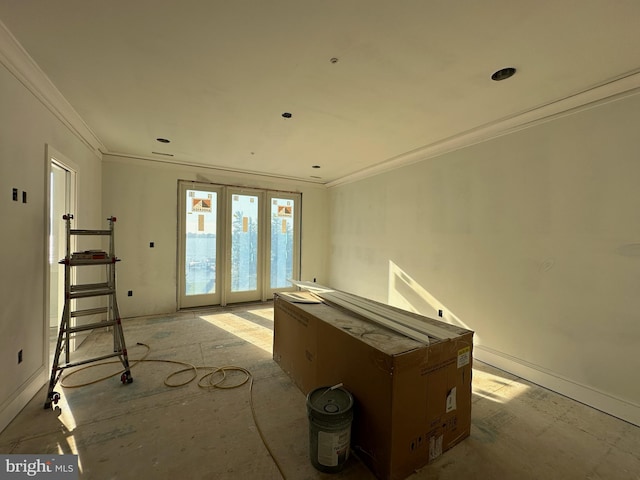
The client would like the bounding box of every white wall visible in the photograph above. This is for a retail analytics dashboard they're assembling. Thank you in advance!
[0,63,102,432]
[102,154,329,318]
[327,92,640,426]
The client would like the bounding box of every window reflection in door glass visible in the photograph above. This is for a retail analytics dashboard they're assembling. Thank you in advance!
[231,194,259,292]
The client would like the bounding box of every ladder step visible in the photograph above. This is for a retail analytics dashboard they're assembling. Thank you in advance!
[70,229,111,235]
[65,319,117,334]
[71,282,110,291]
[58,351,126,370]
[64,258,117,266]
[71,307,109,318]
[69,288,115,299]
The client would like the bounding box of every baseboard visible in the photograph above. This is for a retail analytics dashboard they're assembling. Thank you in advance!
[474,345,640,427]
[0,367,47,434]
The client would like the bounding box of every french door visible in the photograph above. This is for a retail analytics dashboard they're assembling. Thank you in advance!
[178,183,223,308]
[226,188,263,304]
[178,181,300,308]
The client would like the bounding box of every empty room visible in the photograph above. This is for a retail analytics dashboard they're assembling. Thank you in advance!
[0,2,639,479]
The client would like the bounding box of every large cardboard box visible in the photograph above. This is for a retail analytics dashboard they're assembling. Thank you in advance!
[273,293,473,480]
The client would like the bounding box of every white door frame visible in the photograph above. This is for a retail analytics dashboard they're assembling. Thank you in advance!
[44,145,78,367]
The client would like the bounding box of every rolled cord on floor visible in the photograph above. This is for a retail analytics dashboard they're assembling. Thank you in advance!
[58,342,287,479]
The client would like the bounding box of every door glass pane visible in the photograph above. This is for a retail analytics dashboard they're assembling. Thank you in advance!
[231,194,259,292]
[185,190,217,295]
[270,198,294,288]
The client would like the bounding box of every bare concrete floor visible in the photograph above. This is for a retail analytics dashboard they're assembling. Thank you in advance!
[2,304,639,479]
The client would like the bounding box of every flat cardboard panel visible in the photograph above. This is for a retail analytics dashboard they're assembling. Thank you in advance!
[314,316,396,475]
[273,295,473,480]
[272,298,318,394]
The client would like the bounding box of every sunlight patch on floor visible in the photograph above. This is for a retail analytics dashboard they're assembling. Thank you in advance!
[243,308,274,321]
[472,367,530,404]
[55,389,77,434]
[199,312,273,354]
[51,389,82,473]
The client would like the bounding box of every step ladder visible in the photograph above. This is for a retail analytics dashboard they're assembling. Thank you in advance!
[45,214,133,409]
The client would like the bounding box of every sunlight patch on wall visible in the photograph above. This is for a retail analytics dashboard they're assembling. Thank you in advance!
[388,261,534,407]
[388,260,476,336]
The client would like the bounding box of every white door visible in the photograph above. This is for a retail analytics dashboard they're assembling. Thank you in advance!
[178,182,223,308]
[225,188,264,304]
[265,192,300,298]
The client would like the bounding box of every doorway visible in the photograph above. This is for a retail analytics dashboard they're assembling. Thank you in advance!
[47,147,76,347]
[178,181,300,308]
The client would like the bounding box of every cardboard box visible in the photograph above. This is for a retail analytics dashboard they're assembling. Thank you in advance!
[273,293,473,480]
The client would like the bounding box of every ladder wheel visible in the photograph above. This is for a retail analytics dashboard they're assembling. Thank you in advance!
[52,392,60,405]
[121,372,133,384]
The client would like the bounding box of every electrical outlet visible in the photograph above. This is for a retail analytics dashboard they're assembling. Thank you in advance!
[18,349,22,364]
[128,290,133,297]
[22,191,27,203]
[12,188,18,201]
[438,309,443,317]
[149,242,154,248]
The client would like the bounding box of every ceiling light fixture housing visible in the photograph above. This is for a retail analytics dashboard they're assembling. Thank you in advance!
[156,137,171,143]
[282,112,292,118]
[491,67,516,81]
[312,165,321,169]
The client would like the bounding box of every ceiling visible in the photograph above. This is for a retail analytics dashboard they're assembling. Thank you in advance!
[1,1,639,184]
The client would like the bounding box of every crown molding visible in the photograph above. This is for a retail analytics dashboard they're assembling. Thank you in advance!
[103,152,328,188]
[328,70,640,188]
[0,19,105,158]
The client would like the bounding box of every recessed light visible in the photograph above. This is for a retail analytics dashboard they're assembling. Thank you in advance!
[330,57,339,64]
[312,165,321,169]
[282,112,292,118]
[491,67,516,81]
[156,138,171,143]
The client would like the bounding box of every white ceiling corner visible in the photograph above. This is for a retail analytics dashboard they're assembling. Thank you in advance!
[0,18,105,158]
